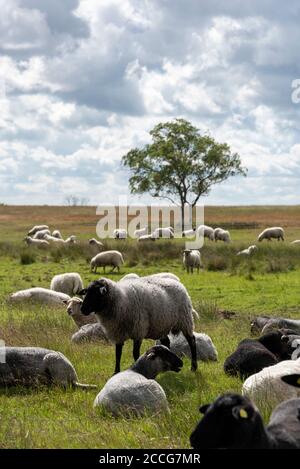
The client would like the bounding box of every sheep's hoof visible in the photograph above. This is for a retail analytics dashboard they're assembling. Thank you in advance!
[191,363,198,372]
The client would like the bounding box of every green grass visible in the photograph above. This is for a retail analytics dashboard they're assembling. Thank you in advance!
[0,205,300,448]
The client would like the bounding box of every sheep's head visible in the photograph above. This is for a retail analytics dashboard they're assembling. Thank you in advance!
[190,393,262,449]
[145,345,183,374]
[63,297,82,317]
[79,279,111,316]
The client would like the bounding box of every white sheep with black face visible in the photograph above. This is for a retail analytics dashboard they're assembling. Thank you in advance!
[94,345,183,416]
[113,229,127,239]
[258,227,284,242]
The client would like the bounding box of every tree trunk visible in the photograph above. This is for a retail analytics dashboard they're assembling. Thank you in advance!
[181,201,185,233]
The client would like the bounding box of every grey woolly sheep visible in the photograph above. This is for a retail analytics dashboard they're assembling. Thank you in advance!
[183,249,202,273]
[258,227,284,242]
[214,227,231,243]
[71,323,109,344]
[158,332,218,362]
[197,225,214,241]
[250,316,300,335]
[90,250,124,273]
[88,238,104,253]
[0,347,96,389]
[79,276,198,373]
[9,287,70,305]
[50,272,84,297]
[93,345,183,416]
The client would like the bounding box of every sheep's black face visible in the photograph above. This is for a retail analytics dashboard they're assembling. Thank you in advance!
[79,279,110,316]
[147,345,183,373]
[190,393,260,449]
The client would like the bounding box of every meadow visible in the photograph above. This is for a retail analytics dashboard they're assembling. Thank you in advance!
[0,205,300,448]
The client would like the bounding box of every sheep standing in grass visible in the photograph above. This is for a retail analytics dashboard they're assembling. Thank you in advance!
[9,287,70,305]
[152,227,174,239]
[237,245,257,256]
[258,227,284,242]
[88,238,104,253]
[214,228,231,243]
[224,331,291,379]
[52,230,63,239]
[182,229,196,238]
[94,345,183,416]
[190,378,300,449]
[197,225,214,241]
[24,236,49,248]
[113,229,127,239]
[50,273,84,297]
[90,250,124,273]
[33,229,51,239]
[158,332,218,362]
[242,357,300,411]
[79,276,198,373]
[72,323,109,344]
[134,227,147,238]
[28,225,49,236]
[0,347,96,389]
[183,249,202,274]
[64,297,97,328]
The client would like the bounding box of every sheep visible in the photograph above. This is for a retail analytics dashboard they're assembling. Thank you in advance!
[158,332,218,362]
[214,227,231,243]
[183,249,202,274]
[72,323,109,344]
[147,272,180,282]
[291,240,300,245]
[0,347,96,389]
[90,250,124,273]
[79,276,198,373]
[64,235,77,244]
[152,227,174,239]
[190,377,300,449]
[224,331,291,379]
[88,238,104,253]
[44,234,65,244]
[32,229,51,239]
[113,229,127,239]
[9,287,70,305]
[50,273,84,297]
[237,245,257,256]
[24,236,49,248]
[133,227,148,238]
[119,273,140,281]
[63,297,98,328]
[93,345,183,416]
[197,225,215,241]
[258,227,284,242]
[52,230,63,239]
[182,228,196,238]
[242,357,300,411]
[250,316,300,335]
[28,225,49,236]
[137,234,155,242]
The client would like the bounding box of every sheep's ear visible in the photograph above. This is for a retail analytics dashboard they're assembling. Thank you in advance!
[62,299,69,305]
[232,406,249,420]
[78,289,87,296]
[199,404,210,414]
[281,374,300,388]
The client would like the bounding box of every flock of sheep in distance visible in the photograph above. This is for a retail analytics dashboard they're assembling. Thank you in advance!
[4,222,300,449]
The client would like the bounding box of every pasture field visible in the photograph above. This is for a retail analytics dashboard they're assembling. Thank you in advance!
[0,205,300,448]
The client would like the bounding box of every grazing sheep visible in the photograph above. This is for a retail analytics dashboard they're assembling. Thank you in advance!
[152,227,174,239]
[291,240,300,245]
[90,250,124,273]
[24,236,49,248]
[64,235,77,244]
[44,234,65,244]
[214,227,231,243]
[94,345,183,416]
[133,227,148,238]
[183,249,202,274]
[113,229,127,239]
[182,229,196,238]
[88,238,104,252]
[242,357,300,411]
[28,225,49,236]
[250,316,300,335]
[224,331,291,379]
[52,230,63,239]
[63,297,97,328]
[50,273,84,297]
[32,229,51,239]
[137,234,155,242]
[0,347,96,389]
[237,245,257,256]
[190,378,300,449]
[158,332,218,362]
[79,276,198,373]
[197,225,215,241]
[9,287,70,305]
[258,227,284,242]
[72,323,109,344]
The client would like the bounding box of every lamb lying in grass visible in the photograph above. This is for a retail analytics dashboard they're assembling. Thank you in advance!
[0,347,96,389]
[9,288,70,305]
[94,345,183,416]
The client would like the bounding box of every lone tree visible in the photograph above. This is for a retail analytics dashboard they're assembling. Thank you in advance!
[122,118,247,230]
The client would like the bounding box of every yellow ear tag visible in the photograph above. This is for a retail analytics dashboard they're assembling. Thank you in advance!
[297,378,300,385]
[239,409,248,419]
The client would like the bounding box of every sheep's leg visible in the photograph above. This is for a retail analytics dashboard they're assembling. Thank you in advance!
[183,333,197,371]
[133,339,142,361]
[114,343,124,374]
[160,336,170,349]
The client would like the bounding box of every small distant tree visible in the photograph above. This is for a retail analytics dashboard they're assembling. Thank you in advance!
[122,118,247,230]
[64,195,90,206]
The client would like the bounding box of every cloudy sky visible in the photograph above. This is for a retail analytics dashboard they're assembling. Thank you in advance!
[1,0,300,206]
